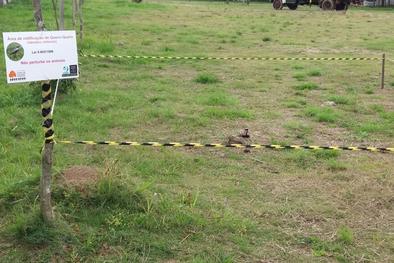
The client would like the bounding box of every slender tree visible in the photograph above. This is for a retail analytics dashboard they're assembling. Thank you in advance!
[51,0,60,30]
[32,0,54,224]
[59,0,65,30]
[78,0,84,40]
[32,0,45,30]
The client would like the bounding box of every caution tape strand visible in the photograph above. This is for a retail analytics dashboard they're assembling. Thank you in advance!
[56,140,394,153]
[80,54,381,62]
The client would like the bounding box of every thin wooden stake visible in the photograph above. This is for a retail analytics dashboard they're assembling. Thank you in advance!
[381,53,385,89]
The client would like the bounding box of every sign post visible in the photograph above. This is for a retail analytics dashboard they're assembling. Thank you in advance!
[2,30,78,223]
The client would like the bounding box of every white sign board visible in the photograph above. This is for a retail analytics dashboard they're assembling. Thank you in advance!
[2,30,79,84]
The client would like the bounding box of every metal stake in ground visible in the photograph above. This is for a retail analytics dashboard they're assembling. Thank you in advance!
[381,53,385,89]
[41,82,55,223]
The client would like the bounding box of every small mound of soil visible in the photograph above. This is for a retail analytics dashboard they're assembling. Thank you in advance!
[60,165,99,189]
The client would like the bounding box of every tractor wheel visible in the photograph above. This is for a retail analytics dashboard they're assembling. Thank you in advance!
[321,0,334,10]
[287,4,298,9]
[273,0,283,10]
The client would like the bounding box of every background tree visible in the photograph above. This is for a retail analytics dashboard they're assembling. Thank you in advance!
[32,0,55,224]
[32,0,45,30]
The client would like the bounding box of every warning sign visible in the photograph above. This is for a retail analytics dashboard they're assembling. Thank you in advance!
[2,31,79,84]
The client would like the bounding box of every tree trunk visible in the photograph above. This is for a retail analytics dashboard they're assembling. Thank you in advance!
[78,0,84,41]
[41,142,54,223]
[59,0,65,30]
[51,0,59,30]
[33,0,54,224]
[41,82,55,224]
[72,0,77,30]
[32,0,44,30]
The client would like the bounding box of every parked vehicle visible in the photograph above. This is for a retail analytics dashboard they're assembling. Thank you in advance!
[272,0,350,10]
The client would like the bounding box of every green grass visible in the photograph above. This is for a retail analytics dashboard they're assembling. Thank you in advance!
[1,1,394,262]
[284,121,312,139]
[195,73,220,84]
[307,69,322,77]
[327,95,355,105]
[293,73,306,81]
[305,107,340,122]
[294,82,319,90]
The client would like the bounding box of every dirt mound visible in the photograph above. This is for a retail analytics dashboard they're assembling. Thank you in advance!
[60,165,99,189]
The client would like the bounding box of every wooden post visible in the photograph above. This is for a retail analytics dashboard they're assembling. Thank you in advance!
[41,82,55,223]
[381,53,385,89]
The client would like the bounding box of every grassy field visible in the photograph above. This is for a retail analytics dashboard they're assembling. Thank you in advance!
[1,0,394,262]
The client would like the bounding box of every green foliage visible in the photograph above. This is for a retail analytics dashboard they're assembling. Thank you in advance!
[337,226,354,244]
[203,108,253,120]
[305,107,339,122]
[307,69,322,77]
[7,209,73,246]
[364,87,375,94]
[326,159,348,171]
[327,95,354,105]
[292,64,304,70]
[293,73,306,81]
[195,73,220,84]
[294,82,319,90]
[284,99,307,108]
[198,91,238,106]
[81,37,114,53]
[284,121,311,139]
[300,236,344,257]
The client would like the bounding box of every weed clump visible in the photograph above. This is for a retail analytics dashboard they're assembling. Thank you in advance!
[7,209,73,246]
[327,95,354,105]
[293,73,306,81]
[195,73,219,84]
[199,91,238,106]
[307,69,322,77]
[305,107,339,122]
[295,82,319,90]
[337,226,353,244]
[364,87,374,94]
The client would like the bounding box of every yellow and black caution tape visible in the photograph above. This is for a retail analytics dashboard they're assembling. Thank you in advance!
[41,83,54,143]
[57,140,394,153]
[80,54,381,62]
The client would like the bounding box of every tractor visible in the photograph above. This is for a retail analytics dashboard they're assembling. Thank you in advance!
[272,0,350,10]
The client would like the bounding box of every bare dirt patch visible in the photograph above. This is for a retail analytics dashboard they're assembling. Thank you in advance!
[59,165,99,190]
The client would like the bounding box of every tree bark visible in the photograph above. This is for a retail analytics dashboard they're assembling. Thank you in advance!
[41,142,54,223]
[59,0,65,30]
[72,0,77,30]
[51,0,59,30]
[78,0,84,41]
[41,82,55,224]
[33,0,54,224]
[32,0,44,30]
